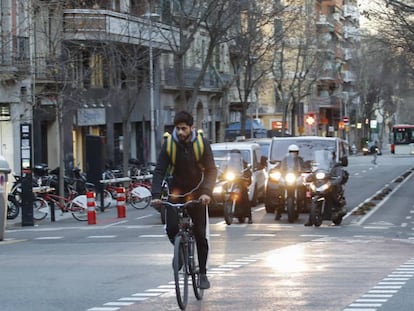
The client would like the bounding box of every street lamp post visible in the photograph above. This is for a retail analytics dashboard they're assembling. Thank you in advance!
[148,7,157,163]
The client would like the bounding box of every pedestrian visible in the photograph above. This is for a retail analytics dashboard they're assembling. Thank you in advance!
[370,140,378,165]
[151,110,217,290]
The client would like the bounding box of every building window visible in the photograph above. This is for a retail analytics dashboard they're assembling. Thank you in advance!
[0,104,11,121]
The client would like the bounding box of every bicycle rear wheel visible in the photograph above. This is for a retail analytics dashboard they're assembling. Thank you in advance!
[173,235,188,310]
[129,186,152,210]
[33,197,48,221]
[189,237,203,300]
[69,199,88,221]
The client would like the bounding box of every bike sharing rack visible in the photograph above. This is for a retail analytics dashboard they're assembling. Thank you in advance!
[98,174,153,213]
[0,155,11,241]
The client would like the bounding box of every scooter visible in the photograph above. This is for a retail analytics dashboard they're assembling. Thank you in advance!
[306,150,347,226]
[269,155,304,223]
[222,168,251,225]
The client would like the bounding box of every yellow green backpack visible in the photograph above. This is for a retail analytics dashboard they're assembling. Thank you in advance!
[165,130,205,175]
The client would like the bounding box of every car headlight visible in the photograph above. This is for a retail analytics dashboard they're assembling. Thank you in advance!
[269,170,281,181]
[285,172,296,185]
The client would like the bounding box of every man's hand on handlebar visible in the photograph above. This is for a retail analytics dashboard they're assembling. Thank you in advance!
[198,194,211,206]
[151,198,163,207]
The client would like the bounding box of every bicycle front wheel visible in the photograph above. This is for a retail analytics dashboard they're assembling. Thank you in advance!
[69,198,88,221]
[33,197,49,221]
[189,237,204,300]
[173,235,188,310]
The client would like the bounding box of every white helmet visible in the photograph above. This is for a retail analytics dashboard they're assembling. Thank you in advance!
[288,144,299,152]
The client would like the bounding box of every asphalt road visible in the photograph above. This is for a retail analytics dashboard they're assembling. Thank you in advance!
[1,153,414,311]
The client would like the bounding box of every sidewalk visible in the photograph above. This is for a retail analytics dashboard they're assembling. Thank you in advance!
[5,199,128,230]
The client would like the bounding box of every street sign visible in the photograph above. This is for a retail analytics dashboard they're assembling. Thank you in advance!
[343,116,349,125]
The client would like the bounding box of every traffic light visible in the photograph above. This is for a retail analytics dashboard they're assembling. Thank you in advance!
[305,113,315,125]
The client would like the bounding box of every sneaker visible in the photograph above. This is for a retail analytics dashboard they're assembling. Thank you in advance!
[199,274,210,289]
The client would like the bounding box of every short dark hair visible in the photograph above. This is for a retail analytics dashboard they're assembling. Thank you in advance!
[174,111,193,126]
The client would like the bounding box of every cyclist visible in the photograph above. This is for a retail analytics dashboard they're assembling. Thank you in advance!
[151,110,217,290]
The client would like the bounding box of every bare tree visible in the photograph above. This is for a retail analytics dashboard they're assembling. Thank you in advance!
[156,0,241,112]
[272,2,319,136]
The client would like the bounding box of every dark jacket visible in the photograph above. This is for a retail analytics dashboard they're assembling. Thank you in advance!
[151,130,217,200]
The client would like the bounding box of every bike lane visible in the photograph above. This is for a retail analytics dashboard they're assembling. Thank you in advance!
[89,235,414,311]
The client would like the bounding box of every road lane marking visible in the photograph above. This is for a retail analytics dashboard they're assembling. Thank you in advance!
[87,235,116,239]
[342,257,414,311]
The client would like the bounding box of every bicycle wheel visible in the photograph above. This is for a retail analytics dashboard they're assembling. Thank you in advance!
[69,197,88,221]
[189,236,203,300]
[33,197,48,221]
[7,195,20,220]
[96,190,112,210]
[129,186,152,210]
[173,234,188,310]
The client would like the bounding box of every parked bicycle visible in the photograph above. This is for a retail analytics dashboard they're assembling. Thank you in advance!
[33,184,89,221]
[101,167,152,210]
[157,199,204,310]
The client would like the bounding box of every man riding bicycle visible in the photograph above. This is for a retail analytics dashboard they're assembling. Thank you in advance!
[151,111,217,290]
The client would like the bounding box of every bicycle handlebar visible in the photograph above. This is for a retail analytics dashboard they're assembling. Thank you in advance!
[153,199,202,209]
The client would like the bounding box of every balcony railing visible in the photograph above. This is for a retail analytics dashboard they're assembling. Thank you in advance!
[162,66,232,90]
[63,9,178,51]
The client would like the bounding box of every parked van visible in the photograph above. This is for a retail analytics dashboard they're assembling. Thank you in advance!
[211,142,267,209]
[265,136,349,213]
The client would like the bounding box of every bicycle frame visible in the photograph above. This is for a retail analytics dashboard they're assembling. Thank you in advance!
[37,187,88,221]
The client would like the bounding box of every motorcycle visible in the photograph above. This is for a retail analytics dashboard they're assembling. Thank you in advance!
[268,154,305,223]
[217,152,252,225]
[306,150,347,226]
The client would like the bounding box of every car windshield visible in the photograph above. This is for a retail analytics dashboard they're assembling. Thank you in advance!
[270,139,336,163]
[212,149,251,165]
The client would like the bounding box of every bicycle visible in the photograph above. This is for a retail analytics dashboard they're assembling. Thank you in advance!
[102,169,152,210]
[33,185,89,221]
[159,200,204,310]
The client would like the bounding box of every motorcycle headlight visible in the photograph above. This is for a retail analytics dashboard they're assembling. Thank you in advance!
[315,172,326,180]
[225,171,236,181]
[285,173,296,185]
[269,170,281,181]
[213,185,223,194]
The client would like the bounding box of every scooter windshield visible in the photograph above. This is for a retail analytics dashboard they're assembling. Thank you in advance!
[223,152,244,174]
[312,150,333,171]
[282,153,301,171]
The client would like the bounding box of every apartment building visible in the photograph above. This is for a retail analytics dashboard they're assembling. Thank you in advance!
[259,0,360,138]
[0,0,32,174]
[28,0,238,175]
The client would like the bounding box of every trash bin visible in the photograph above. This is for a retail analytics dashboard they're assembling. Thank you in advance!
[0,156,11,241]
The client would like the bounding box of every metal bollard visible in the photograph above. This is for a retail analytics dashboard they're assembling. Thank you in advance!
[116,187,126,218]
[86,191,96,225]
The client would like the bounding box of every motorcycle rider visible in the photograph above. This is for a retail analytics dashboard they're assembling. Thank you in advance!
[304,150,348,226]
[275,144,305,220]
[221,149,253,224]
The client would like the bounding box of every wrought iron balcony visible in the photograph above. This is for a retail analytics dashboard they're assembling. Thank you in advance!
[63,9,178,51]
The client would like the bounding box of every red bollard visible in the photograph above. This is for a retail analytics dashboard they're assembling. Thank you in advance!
[116,187,126,218]
[86,191,96,225]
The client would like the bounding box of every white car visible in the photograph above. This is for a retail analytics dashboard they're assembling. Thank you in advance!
[211,142,267,207]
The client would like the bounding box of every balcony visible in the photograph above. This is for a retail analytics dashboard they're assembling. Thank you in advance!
[161,66,231,91]
[63,9,178,51]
